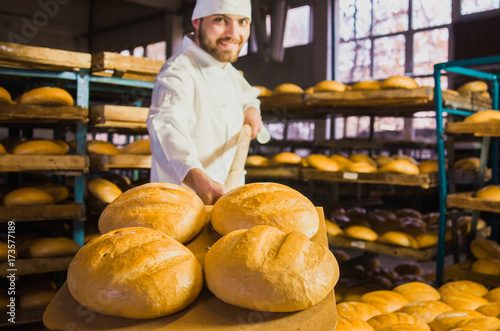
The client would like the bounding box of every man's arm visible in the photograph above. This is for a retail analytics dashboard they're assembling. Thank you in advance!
[243,106,262,139]
[183,168,227,205]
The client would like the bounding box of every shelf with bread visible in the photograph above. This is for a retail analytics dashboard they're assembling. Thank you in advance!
[91,51,163,82]
[434,55,500,285]
[44,182,338,330]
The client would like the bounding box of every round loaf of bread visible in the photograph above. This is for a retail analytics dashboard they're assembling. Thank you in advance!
[344,225,379,241]
[17,86,74,106]
[349,154,377,167]
[398,300,452,323]
[271,152,302,165]
[352,80,382,90]
[484,287,500,302]
[381,76,419,89]
[204,225,339,312]
[29,237,80,258]
[211,182,319,238]
[306,154,340,171]
[367,312,429,331]
[336,316,375,331]
[98,182,206,243]
[379,324,430,331]
[475,185,500,201]
[472,258,500,276]
[87,140,121,155]
[88,178,123,203]
[346,162,378,173]
[379,159,420,175]
[418,159,439,173]
[376,155,395,167]
[274,83,304,94]
[360,291,409,314]
[429,310,483,331]
[254,85,273,97]
[0,86,12,104]
[377,231,418,248]
[314,80,346,92]
[441,292,490,310]
[0,143,6,154]
[4,187,54,206]
[330,154,353,169]
[325,220,343,236]
[12,140,68,155]
[464,109,500,123]
[68,227,203,319]
[39,184,69,203]
[470,239,500,260]
[454,157,480,171]
[336,301,381,321]
[450,316,500,331]
[393,282,440,302]
[120,139,151,155]
[476,302,500,317]
[457,80,489,94]
[245,155,270,167]
[439,280,488,297]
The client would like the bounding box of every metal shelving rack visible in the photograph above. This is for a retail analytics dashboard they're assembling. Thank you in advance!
[434,55,500,284]
[0,66,154,246]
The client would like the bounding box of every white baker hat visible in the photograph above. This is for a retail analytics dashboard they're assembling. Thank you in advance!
[191,0,252,20]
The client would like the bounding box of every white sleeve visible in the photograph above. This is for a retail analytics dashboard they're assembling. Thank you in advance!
[147,72,203,185]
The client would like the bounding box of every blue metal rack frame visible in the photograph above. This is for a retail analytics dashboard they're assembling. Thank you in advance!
[434,54,500,285]
[0,66,154,246]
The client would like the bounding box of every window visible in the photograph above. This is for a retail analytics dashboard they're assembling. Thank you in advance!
[146,41,166,61]
[284,5,311,48]
[337,0,498,84]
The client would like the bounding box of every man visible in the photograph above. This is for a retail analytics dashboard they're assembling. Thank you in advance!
[147,0,262,205]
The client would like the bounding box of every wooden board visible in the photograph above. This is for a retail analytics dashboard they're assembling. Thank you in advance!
[446,121,500,136]
[43,207,338,331]
[89,154,151,170]
[302,168,438,189]
[259,94,305,112]
[444,259,500,288]
[245,166,302,180]
[0,103,88,123]
[328,234,438,261]
[90,105,148,124]
[0,203,85,221]
[0,42,91,71]
[447,192,500,213]
[0,256,74,277]
[0,155,88,172]
[91,121,148,131]
[91,52,163,81]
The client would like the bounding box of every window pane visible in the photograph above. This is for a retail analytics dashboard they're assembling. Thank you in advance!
[338,39,372,83]
[373,0,409,35]
[345,116,371,138]
[284,5,311,48]
[339,0,356,41]
[461,0,500,14]
[415,76,449,90]
[373,34,406,79]
[120,49,130,56]
[414,28,449,75]
[355,0,373,38]
[146,41,166,61]
[133,46,144,57]
[412,0,451,29]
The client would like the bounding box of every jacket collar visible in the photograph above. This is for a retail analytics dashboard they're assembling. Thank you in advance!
[182,33,226,69]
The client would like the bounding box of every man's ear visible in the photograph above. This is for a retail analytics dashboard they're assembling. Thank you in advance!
[192,19,200,29]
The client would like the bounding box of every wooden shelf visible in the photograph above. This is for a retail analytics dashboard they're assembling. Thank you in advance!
[444,259,500,288]
[447,192,500,213]
[91,52,163,82]
[0,103,88,124]
[245,166,302,180]
[0,202,85,222]
[90,104,148,125]
[0,256,74,277]
[0,155,88,172]
[89,154,151,171]
[302,168,439,189]
[446,121,500,136]
[0,41,91,71]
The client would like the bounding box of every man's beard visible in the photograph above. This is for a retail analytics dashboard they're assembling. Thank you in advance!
[197,27,243,63]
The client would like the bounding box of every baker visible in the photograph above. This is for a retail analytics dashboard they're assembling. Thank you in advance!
[147,0,262,205]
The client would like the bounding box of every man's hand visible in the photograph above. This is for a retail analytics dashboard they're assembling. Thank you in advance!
[183,168,227,205]
[243,107,262,139]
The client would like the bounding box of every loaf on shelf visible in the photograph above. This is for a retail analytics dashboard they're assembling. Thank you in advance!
[16,86,74,106]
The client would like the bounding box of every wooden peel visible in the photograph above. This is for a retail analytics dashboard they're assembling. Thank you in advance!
[224,124,252,191]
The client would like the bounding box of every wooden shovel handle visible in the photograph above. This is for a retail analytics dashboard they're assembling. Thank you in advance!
[224,124,252,191]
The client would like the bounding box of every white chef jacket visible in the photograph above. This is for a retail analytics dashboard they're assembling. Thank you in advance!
[147,34,261,187]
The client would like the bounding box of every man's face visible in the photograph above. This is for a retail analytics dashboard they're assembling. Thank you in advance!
[193,14,251,63]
